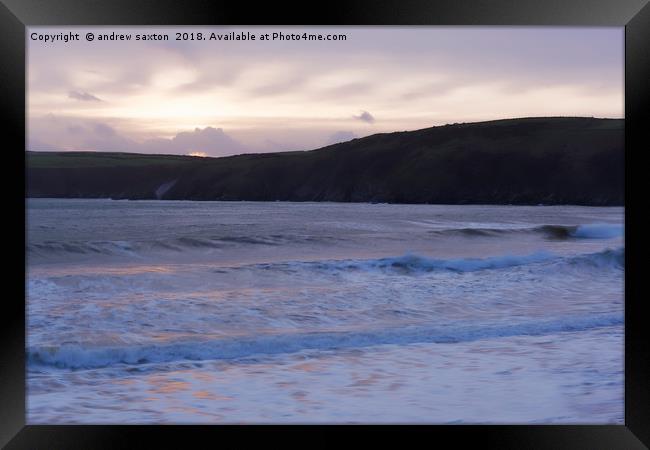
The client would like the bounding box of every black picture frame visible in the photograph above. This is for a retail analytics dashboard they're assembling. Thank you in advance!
[2,0,648,447]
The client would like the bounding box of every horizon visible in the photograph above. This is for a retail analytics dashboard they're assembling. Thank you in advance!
[28,27,624,157]
[26,116,623,160]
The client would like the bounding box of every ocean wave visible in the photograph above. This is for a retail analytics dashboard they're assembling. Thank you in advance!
[28,313,623,370]
[27,223,622,259]
[255,247,624,275]
[306,252,556,273]
[566,247,624,269]
[27,240,138,257]
[27,234,341,258]
[570,224,624,239]
[429,223,623,240]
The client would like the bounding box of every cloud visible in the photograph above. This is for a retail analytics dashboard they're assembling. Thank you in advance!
[81,123,138,152]
[353,110,375,124]
[27,139,65,152]
[250,77,307,97]
[326,131,357,145]
[68,90,102,102]
[318,82,373,99]
[153,126,248,156]
[93,123,116,137]
[29,119,248,157]
[66,125,84,134]
[28,27,622,154]
[261,139,298,152]
[400,78,467,100]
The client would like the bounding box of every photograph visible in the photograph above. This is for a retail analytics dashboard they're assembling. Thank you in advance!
[25,26,625,424]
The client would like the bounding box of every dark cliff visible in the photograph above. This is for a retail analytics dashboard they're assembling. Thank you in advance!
[26,117,624,205]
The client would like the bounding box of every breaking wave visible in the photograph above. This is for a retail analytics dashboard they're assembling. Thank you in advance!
[27,223,622,260]
[429,223,624,240]
[28,313,623,370]
[252,247,624,275]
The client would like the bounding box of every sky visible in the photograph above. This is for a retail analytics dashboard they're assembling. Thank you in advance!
[27,27,624,157]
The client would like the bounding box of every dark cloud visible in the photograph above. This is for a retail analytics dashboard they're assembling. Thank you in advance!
[326,131,357,145]
[68,90,102,102]
[353,111,375,124]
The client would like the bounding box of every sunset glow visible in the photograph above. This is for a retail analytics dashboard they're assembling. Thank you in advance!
[28,26,624,156]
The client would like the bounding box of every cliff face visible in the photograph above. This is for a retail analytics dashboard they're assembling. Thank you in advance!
[26,117,624,205]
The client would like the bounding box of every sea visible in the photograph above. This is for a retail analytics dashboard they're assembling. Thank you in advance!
[26,199,624,423]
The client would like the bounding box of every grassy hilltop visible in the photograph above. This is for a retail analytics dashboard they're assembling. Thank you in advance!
[26,117,624,205]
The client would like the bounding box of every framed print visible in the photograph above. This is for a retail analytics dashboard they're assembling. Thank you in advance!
[1,0,648,447]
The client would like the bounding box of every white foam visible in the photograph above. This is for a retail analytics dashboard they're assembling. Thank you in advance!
[28,313,623,370]
[572,224,624,239]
